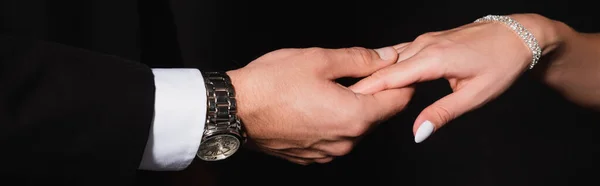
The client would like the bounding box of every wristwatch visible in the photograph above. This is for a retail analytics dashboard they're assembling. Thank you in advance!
[196,71,247,161]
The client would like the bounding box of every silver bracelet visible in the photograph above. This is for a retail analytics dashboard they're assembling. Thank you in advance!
[474,15,542,70]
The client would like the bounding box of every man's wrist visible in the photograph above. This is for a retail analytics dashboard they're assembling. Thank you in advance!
[225,69,249,125]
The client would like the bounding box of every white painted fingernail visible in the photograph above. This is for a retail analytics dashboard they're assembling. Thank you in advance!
[414,120,435,143]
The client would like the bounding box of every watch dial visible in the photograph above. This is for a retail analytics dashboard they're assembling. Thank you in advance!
[197,134,240,161]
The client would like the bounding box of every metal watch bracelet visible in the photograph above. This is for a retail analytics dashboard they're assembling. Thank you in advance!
[203,71,245,139]
[196,71,246,161]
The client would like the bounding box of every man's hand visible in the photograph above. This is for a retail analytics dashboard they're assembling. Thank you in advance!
[226,47,414,165]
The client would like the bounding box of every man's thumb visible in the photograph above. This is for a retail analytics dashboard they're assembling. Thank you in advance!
[325,47,397,79]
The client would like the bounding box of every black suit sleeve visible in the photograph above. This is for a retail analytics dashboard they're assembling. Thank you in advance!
[0,36,155,186]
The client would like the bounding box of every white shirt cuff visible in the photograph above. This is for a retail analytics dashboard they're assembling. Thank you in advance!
[139,68,206,171]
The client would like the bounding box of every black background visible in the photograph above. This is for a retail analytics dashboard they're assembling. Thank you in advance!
[2,0,599,185]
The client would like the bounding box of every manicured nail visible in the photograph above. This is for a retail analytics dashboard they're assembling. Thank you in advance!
[414,120,435,143]
[374,47,396,61]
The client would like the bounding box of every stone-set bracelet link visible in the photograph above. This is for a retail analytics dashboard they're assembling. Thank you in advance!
[475,15,542,70]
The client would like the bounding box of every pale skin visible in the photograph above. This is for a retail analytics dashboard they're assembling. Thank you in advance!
[350,13,600,143]
[226,47,414,165]
[221,13,599,164]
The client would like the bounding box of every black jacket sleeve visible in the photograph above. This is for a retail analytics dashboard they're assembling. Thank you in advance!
[0,35,155,186]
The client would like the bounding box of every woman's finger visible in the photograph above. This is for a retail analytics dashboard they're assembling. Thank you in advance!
[395,33,437,62]
[413,77,490,143]
[349,51,444,94]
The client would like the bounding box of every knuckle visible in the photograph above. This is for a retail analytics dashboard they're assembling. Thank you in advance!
[330,142,354,156]
[415,32,438,43]
[300,142,314,149]
[424,44,447,54]
[345,121,369,137]
[420,44,449,66]
[284,149,322,159]
[304,47,327,57]
[345,47,374,67]
[292,159,312,165]
[300,47,330,72]
[369,69,392,89]
[315,157,334,164]
[427,104,455,126]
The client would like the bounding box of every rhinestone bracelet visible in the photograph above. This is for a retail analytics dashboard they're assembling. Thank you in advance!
[474,15,542,70]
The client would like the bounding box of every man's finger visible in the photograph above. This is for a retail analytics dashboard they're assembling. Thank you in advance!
[394,43,411,63]
[311,140,356,157]
[358,87,415,124]
[322,46,398,79]
[263,149,314,165]
[393,42,411,51]
[280,148,329,159]
[314,157,334,164]
[412,79,488,143]
[349,53,443,94]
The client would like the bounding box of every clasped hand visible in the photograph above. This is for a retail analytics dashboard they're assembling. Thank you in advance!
[230,15,543,165]
[227,47,413,165]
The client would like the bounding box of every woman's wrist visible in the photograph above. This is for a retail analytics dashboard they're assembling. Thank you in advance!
[509,13,565,56]
[511,14,590,97]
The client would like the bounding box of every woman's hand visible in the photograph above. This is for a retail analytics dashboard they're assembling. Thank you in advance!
[350,14,562,143]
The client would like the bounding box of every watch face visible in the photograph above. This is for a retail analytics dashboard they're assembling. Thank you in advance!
[197,134,241,161]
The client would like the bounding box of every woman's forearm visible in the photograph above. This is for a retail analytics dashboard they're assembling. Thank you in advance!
[538,16,600,110]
